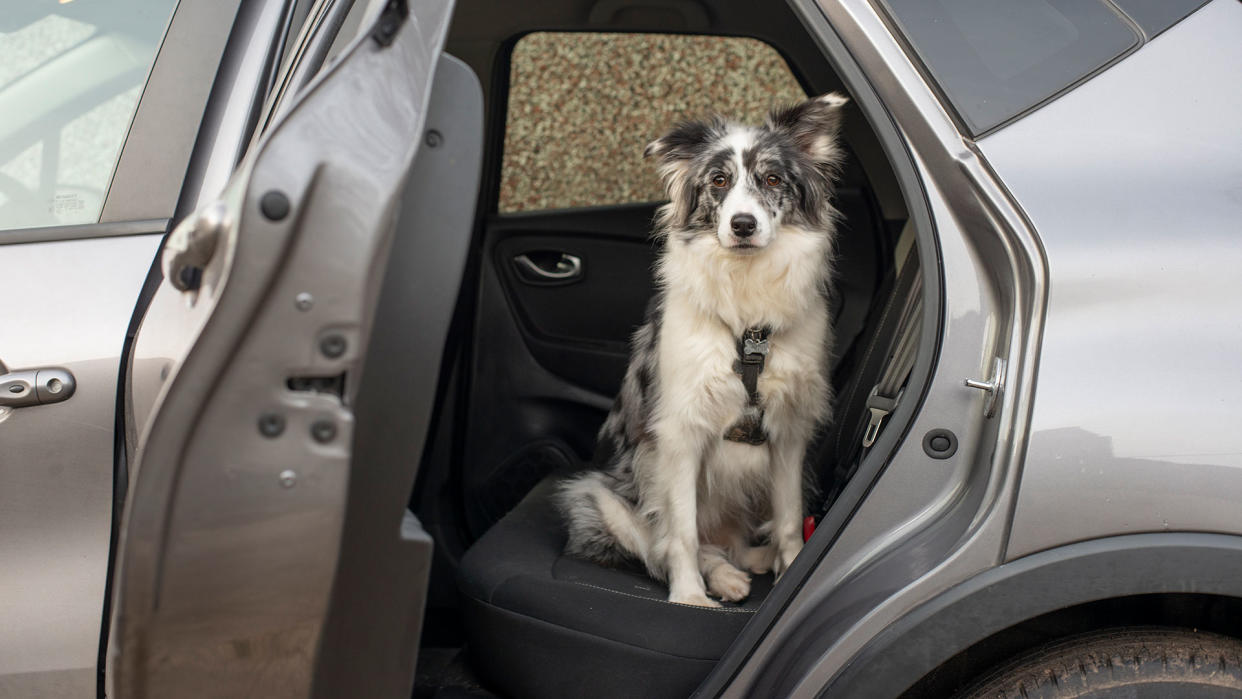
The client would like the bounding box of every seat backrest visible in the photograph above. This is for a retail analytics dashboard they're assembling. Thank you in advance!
[827,184,885,374]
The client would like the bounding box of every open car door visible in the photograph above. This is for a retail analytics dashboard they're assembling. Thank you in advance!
[107,0,480,695]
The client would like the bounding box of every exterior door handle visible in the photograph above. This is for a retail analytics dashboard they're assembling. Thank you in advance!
[513,253,583,284]
[0,367,76,409]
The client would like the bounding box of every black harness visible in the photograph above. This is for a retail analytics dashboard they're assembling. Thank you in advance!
[724,326,771,445]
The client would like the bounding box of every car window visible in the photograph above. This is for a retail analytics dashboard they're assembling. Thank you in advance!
[0,1,180,231]
[878,0,1140,136]
[499,33,807,213]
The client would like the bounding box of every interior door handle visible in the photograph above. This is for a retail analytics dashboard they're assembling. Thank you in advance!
[513,252,583,284]
[0,367,76,408]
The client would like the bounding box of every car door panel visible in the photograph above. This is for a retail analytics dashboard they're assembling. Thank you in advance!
[109,1,457,695]
[313,52,483,698]
[0,232,161,699]
[489,205,659,393]
[461,205,658,535]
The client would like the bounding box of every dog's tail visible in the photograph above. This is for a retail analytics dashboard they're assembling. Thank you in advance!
[556,471,653,570]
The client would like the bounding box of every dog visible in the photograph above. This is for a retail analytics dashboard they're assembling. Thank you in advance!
[557,93,848,607]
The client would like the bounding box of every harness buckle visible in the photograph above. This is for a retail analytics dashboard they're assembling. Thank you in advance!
[742,335,769,359]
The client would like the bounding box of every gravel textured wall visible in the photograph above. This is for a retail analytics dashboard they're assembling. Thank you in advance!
[500,33,807,212]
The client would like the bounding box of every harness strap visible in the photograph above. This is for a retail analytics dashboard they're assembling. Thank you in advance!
[734,326,771,406]
[725,326,771,445]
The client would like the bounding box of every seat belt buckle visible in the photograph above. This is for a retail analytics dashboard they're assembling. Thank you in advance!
[862,386,901,448]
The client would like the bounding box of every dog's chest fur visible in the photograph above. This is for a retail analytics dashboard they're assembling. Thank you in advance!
[653,225,833,488]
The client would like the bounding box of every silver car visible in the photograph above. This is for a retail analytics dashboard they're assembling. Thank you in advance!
[3,0,1241,697]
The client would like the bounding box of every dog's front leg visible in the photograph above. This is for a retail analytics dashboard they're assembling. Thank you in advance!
[655,440,718,607]
[770,437,808,578]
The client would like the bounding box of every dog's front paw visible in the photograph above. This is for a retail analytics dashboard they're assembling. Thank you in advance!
[669,590,722,608]
[707,564,752,602]
[773,538,804,579]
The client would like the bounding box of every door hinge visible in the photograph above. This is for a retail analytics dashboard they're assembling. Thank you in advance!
[164,200,227,292]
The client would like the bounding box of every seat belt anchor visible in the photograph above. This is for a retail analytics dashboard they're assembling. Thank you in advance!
[862,385,901,448]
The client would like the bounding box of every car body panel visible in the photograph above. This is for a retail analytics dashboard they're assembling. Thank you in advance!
[977,0,1242,560]
[0,233,160,698]
[108,0,454,694]
[0,1,259,695]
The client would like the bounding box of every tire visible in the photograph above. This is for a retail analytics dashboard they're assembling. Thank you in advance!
[957,627,1242,698]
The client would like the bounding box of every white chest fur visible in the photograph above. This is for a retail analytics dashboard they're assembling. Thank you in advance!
[651,224,834,473]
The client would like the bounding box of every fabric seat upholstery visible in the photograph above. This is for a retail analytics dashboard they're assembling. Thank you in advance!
[457,478,772,699]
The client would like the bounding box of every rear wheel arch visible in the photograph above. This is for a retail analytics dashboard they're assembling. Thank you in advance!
[819,533,1242,697]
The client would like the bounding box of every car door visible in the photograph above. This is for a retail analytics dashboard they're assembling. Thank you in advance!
[107,0,476,696]
[0,1,258,696]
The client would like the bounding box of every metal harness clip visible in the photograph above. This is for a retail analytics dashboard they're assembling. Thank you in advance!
[742,335,770,359]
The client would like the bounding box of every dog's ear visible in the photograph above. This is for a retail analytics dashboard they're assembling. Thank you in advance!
[646,119,718,230]
[767,92,849,165]
[644,118,716,164]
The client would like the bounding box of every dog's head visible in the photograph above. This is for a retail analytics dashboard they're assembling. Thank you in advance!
[645,93,848,252]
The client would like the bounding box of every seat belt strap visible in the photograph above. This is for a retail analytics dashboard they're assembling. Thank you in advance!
[861,255,923,448]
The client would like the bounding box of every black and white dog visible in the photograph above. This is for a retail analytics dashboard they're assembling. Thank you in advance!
[558,93,848,607]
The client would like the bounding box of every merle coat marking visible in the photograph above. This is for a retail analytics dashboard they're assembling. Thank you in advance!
[557,93,848,606]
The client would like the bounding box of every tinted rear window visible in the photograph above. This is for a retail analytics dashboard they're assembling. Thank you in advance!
[879,0,1139,135]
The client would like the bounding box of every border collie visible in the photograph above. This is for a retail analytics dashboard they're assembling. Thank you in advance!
[558,93,848,607]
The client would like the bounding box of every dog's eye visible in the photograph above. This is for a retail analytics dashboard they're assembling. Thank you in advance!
[765,174,782,187]
[711,174,728,188]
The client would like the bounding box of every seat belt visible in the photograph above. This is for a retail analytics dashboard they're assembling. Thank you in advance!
[812,230,923,524]
[860,270,922,448]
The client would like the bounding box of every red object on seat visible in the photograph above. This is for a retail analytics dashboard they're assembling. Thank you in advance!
[803,515,816,542]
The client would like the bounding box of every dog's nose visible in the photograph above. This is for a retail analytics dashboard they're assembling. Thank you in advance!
[730,213,757,238]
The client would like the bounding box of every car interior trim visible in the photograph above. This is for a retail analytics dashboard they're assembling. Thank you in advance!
[312,53,484,698]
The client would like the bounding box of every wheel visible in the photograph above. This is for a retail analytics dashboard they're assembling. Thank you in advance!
[957,627,1242,698]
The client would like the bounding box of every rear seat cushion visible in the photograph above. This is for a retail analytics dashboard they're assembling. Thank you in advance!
[458,477,773,699]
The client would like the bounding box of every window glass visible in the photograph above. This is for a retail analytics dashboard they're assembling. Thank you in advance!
[500,33,806,213]
[879,0,1139,135]
[0,1,180,230]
